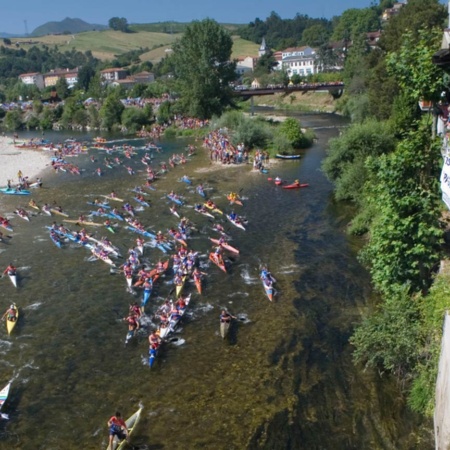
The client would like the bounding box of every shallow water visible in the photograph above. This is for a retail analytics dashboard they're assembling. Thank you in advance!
[0,116,430,449]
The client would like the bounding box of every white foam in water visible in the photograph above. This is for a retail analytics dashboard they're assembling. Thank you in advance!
[240,267,258,284]
[171,338,185,346]
[0,340,13,351]
[18,266,31,271]
[227,291,249,298]
[0,249,7,254]
[196,303,214,314]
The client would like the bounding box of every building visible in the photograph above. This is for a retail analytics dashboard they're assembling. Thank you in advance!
[132,71,155,84]
[258,37,268,57]
[100,68,128,83]
[382,1,407,21]
[366,31,382,49]
[18,72,45,90]
[43,68,79,88]
[236,56,256,76]
[280,46,318,77]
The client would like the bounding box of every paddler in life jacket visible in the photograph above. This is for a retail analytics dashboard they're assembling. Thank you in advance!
[3,263,16,276]
[129,302,141,318]
[294,179,300,186]
[124,312,140,333]
[107,412,129,448]
[149,330,161,348]
[220,310,236,324]
[2,304,17,322]
[214,245,224,265]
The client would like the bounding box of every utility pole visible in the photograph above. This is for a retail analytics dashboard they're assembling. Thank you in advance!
[24,19,29,36]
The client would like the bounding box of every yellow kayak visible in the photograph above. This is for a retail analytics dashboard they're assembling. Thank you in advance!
[6,305,18,335]
[107,406,143,450]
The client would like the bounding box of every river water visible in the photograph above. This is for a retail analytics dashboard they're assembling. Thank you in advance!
[0,113,431,450]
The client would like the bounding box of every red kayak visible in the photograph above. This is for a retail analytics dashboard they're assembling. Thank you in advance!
[209,252,227,273]
[282,183,309,189]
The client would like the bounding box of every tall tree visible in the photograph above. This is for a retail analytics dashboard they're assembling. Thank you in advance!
[108,17,129,33]
[171,19,237,119]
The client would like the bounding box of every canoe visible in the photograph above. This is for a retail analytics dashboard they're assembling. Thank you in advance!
[101,195,124,203]
[275,154,301,159]
[63,219,104,227]
[6,305,18,335]
[107,406,143,450]
[220,320,230,339]
[0,382,10,419]
[210,238,239,254]
[7,272,17,288]
[0,188,31,195]
[226,215,246,231]
[282,183,309,189]
[209,252,227,273]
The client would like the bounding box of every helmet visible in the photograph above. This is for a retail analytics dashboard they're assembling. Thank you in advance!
[10,305,14,309]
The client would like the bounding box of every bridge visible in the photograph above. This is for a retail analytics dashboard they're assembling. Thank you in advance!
[234,82,344,98]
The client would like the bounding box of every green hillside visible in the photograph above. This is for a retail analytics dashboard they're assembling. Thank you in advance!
[13,30,259,62]
[31,17,107,36]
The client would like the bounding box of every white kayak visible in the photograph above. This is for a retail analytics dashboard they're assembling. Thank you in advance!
[0,382,10,420]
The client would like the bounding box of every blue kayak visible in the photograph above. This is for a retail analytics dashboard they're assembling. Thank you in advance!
[0,188,31,195]
[126,225,156,239]
[167,194,184,206]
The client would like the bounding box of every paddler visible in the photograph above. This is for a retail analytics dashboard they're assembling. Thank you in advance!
[214,245,224,265]
[3,263,16,276]
[2,305,17,322]
[124,312,140,334]
[149,330,161,348]
[220,310,236,324]
[107,412,129,448]
[294,179,300,186]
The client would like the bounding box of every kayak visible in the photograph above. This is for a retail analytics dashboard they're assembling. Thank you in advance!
[175,276,187,297]
[151,260,169,284]
[91,249,115,266]
[194,208,214,219]
[204,202,223,215]
[28,202,40,211]
[63,219,104,227]
[107,406,143,450]
[126,225,156,239]
[210,238,239,254]
[282,183,309,189]
[209,252,227,273]
[134,197,150,207]
[0,382,10,419]
[220,320,231,339]
[262,279,274,301]
[7,272,17,288]
[49,232,62,248]
[142,285,153,309]
[87,201,111,209]
[6,305,19,334]
[101,195,124,203]
[0,222,13,232]
[226,214,246,231]
[227,195,243,206]
[194,276,202,294]
[276,154,301,159]
[167,194,184,206]
[196,186,206,198]
[0,188,31,195]
[159,294,192,340]
[180,176,192,185]
[50,209,69,217]
[170,206,180,218]
[14,211,30,221]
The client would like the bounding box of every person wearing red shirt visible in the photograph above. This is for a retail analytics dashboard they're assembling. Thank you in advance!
[107,411,128,447]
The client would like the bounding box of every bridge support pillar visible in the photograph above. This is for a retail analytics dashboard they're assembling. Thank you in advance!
[251,96,254,116]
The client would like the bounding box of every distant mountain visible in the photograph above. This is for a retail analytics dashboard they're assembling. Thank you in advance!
[31,17,107,37]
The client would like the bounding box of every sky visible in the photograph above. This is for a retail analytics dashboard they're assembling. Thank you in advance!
[1,0,379,35]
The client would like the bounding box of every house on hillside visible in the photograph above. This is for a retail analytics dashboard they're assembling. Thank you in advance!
[44,68,79,88]
[110,78,137,89]
[281,46,318,77]
[18,72,45,90]
[100,68,128,83]
[236,56,256,76]
[366,31,382,49]
[382,2,407,21]
[133,71,155,84]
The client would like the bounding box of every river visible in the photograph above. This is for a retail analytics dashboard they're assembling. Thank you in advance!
[0,112,431,449]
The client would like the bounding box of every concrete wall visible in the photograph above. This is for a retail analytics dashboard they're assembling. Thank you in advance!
[435,312,450,450]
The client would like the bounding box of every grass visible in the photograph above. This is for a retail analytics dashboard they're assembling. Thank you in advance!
[12,31,259,63]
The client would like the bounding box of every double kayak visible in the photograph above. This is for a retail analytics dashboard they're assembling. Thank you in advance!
[282,182,309,189]
[159,294,192,340]
[226,214,246,231]
[106,406,143,450]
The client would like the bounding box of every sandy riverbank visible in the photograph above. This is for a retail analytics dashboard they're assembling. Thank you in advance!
[0,137,50,187]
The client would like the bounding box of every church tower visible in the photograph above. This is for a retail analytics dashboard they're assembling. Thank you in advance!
[258,37,267,57]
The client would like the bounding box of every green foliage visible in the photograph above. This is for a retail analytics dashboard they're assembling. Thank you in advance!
[76,65,96,91]
[359,124,442,296]
[87,104,101,128]
[232,118,270,149]
[108,17,130,33]
[4,110,23,130]
[331,7,380,42]
[322,119,395,201]
[121,108,150,133]
[26,115,40,130]
[271,132,293,155]
[55,77,70,100]
[351,285,421,377]
[278,117,305,149]
[172,19,237,119]
[386,28,444,103]
[100,92,125,130]
[156,100,172,124]
[39,106,56,130]
[212,110,245,130]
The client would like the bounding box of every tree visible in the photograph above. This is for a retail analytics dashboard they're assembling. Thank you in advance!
[55,77,70,100]
[121,108,151,133]
[76,65,96,91]
[279,118,307,149]
[302,24,331,47]
[171,19,237,119]
[100,92,124,130]
[4,110,23,130]
[254,50,277,77]
[3,38,11,46]
[108,17,129,33]
[331,8,380,42]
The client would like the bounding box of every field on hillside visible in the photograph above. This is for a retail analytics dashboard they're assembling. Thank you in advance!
[140,36,260,64]
[13,30,178,60]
